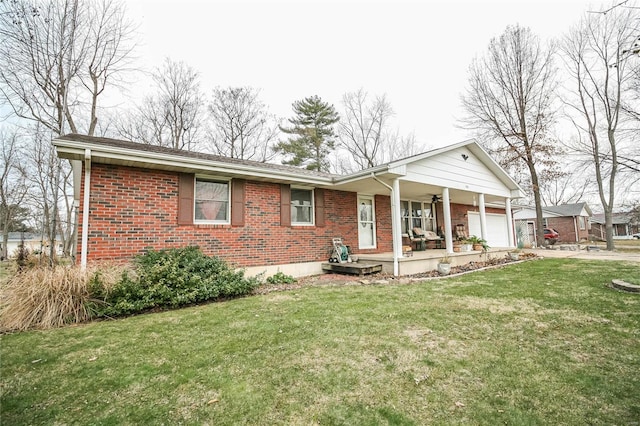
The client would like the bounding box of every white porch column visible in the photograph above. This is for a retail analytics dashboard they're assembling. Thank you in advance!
[478,193,487,242]
[391,178,402,276]
[505,197,515,248]
[442,187,453,254]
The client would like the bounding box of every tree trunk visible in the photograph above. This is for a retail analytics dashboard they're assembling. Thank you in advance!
[1,227,8,260]
[604,209,615,250]
[528,162,546,247]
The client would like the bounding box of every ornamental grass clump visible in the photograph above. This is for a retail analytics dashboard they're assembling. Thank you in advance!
[0,264,121,332]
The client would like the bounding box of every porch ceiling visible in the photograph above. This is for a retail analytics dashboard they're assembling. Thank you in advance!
[333,177,507,206]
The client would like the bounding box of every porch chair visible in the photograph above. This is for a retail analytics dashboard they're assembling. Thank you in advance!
[455,224,468,241]
[413,227,444,249]
[409,228,426,251]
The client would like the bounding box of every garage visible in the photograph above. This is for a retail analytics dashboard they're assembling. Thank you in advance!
[467,212,511,248]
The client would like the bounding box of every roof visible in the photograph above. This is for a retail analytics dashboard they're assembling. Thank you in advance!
[56,133,339,179]
[543,203,592,217]
[4,232,56,241]
[513,202,592,219]
[53,133,523,203]
[591,212,636,225]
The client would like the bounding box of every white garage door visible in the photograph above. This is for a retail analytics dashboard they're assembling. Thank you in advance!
[468,212,510,248]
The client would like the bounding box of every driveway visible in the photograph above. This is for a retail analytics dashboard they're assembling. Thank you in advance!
[525,247,640,263]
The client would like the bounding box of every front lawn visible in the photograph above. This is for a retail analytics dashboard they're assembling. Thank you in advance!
[1,259,639,425]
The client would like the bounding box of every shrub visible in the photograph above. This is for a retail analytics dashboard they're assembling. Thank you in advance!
[266,271,297,285]
[91,247,260,318]
[0,264,121,331]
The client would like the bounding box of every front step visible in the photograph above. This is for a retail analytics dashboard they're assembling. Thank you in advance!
[321,262,383,276]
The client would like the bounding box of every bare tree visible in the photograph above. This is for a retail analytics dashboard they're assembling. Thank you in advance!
[80,0,137,135]
[0,128,30,259]
[561,4,639,250]
[115,58,203,150]
[338,89,393,169]
[206,86,280,161]
[0,0,136,263]
[379,129,425,162]
[538,166,596,206]
[460,25,558,247]
[337,89,426,172]
[0,0,136,135]
[18,126,74,259]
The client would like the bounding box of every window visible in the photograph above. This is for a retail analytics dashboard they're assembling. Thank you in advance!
[411,201,424,229]
[291,188,314,225]
[579,216,586,230]
[401,200,435,234]
[194,178,229,223]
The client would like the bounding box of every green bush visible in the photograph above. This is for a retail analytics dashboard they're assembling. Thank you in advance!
[266,271,297,285]
[90,247,259,318]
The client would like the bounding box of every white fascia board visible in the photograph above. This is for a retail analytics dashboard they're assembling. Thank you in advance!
[54,141,333,186]
[333,164,406,187]
[511,188,526,199]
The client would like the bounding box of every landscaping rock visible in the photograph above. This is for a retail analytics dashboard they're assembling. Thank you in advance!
[611,279,640,293]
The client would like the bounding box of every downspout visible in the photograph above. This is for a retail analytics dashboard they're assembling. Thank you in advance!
[371,173,401,276]
[80,149,91,270]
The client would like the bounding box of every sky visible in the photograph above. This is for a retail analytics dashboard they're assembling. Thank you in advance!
[122,0,597,149]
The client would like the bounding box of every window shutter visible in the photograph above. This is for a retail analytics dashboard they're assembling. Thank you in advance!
[231,179,245,227]
[315,188,325,227]
[280,184,291,226]
[177,173,194,225]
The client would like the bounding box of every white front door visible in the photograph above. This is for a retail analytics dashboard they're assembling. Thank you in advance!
[358,195,376,249]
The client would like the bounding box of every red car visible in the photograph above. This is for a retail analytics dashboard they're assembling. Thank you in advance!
[544,228,559,245]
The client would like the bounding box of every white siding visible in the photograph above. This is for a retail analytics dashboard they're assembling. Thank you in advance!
[402,147,512,197]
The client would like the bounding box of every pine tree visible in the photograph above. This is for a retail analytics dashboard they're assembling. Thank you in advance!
[275,95,339,172]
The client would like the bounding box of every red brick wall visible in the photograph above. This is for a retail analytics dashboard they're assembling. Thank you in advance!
[435,203,505,235]
[545,217,589,242]
[78,164,392,267]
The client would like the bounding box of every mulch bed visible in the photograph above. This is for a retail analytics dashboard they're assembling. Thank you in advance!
[255,252,538,294]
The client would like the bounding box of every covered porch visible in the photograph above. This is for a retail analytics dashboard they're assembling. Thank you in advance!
[331,140,524,276]
[357,247,514,276]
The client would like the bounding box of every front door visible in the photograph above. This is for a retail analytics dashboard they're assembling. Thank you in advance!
[358,195,376,249]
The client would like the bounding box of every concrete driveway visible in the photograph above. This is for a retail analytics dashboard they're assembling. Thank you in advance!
[524,247,640,263]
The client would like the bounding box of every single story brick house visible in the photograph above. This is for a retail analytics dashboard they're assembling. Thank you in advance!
[53,134,523,277]
[591,212,640,240]
[513,203,593,245]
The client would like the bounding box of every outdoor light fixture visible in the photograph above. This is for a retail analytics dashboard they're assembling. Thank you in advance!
[461,154,469,161]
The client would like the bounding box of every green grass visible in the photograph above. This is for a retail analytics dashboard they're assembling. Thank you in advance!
[2,259,639,425]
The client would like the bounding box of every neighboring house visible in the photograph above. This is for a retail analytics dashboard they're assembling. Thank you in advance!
[513,203,592,245]
[591,212,640,240]
[53,134,524,277]
[0,232,63,260]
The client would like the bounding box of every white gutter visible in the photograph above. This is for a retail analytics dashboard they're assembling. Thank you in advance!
[370,173,401,276]
[80,149,91,269]
[54,141,334,187]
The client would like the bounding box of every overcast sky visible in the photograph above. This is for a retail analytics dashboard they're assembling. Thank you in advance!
[123,0,595,149]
